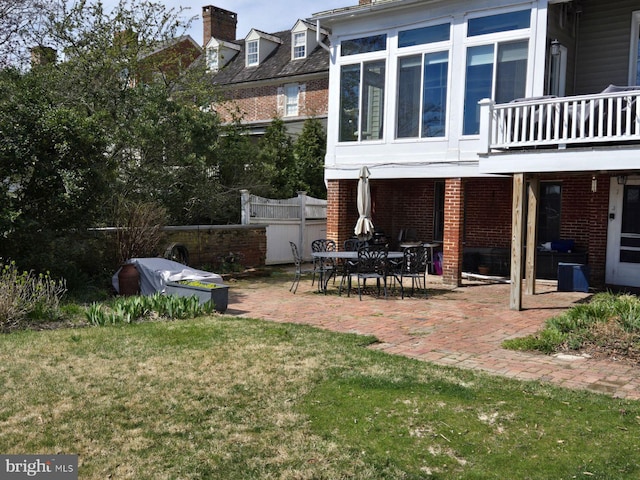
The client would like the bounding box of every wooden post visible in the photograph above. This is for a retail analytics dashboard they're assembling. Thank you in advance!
[526,176,539,295]
[510,174,526,310]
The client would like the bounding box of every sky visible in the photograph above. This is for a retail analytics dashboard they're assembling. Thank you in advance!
[100,1,354,45]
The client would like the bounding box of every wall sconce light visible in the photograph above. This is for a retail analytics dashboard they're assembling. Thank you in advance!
[591,176,597,193]
[617,175,628,185]
[550,39,561,57]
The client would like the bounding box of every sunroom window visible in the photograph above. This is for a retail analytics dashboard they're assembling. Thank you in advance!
[397,52,449,138]
[396,22,450,139]
[339,60,386,142]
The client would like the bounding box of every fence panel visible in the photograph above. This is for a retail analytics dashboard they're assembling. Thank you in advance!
[240,190,327,263]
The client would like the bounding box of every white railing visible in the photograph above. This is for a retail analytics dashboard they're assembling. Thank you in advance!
[482,89,640,150]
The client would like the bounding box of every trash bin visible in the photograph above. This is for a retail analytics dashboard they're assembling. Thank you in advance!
[557,262,589,292]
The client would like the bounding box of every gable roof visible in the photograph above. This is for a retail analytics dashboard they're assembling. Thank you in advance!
[209,29,329,87]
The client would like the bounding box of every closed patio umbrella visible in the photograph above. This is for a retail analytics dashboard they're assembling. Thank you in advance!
[354,166,374,241]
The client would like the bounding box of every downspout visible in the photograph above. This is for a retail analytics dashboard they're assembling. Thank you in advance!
[316,20,331,52]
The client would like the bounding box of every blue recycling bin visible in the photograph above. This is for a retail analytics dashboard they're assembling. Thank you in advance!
[557,262,590,293]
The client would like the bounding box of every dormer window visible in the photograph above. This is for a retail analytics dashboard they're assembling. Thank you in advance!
[207,48,218,71]
[247,40,258,66]
[293,32,306,59]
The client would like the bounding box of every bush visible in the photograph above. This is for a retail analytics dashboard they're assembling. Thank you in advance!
[0,260,67,330]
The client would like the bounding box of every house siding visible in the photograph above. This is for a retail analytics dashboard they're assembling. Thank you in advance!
[575,0,638,94]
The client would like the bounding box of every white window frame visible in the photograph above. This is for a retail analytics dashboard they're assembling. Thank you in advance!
[394,22,452,141]
[293,32,306,59]
[206,47,219,72]
[246,40,259,67]
[284,83,299,117]
[628,11,640,85]
[461,8,533,137]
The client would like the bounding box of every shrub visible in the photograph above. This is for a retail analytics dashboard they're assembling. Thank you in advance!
[0,260,67,330]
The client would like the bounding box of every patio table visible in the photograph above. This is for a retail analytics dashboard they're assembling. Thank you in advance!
[311,251,404,294]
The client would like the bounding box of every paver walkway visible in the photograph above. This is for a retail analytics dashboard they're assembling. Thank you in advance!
[226,273,640,400]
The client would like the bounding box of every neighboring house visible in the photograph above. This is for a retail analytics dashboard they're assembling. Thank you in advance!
[137,35,203,85]
[312,0,640,308]
[202,5,330,138]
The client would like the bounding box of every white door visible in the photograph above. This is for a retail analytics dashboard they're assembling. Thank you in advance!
[606,176,640,287]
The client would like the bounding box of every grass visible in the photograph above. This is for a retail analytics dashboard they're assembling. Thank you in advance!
[504,292,640,361]
[1,315,639,479]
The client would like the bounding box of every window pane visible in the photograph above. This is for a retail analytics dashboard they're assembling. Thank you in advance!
[285,84,298,116]
[341,34,387,56]
[340,64,361,142]
[422,51,448,137]
[361,60,386,140]
[463,45,494,135]
[397,55,421,138]
[398,23,450,48]
[622,185,640,234]
[495,41,528,103]
[247,40,258,65]
[294,32,305,58]
[538,182,562,242]
[468,9,531,37]
[636,33,640,84]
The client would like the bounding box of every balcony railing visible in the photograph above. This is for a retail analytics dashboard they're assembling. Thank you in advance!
[479,88,640,152]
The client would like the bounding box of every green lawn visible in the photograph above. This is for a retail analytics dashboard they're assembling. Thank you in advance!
[1,316,638,479]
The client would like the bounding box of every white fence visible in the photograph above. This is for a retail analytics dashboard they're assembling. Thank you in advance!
[240,190,327,264]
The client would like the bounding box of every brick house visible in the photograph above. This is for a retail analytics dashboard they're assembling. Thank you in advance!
[202,5,330,138]
[313,0,640,308]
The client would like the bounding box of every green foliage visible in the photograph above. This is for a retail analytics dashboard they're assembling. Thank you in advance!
[85,293,215,326]
[259,118,295,198]
[503,292,640,355]
[292,117,327,199]
[0,260,67,330]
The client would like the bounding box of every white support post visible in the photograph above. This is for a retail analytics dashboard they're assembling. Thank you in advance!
[240,189,251,225]
[478,98,495,154]
[298,191,307,259]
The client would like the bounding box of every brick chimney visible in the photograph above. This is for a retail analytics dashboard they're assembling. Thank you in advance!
[359,0,373,4]
[30,46,56,67]
[202,5,238,46]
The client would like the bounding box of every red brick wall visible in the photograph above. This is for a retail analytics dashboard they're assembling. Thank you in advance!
[164,225,266,269]
[217,77,329,123]
[443,178,465,286]
[464,178,512,248]
[326,173,610,286]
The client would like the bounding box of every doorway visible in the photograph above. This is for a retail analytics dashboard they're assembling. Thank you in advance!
[606,176,640,287]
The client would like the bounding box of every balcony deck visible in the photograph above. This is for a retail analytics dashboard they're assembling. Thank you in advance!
[478,87,640,174]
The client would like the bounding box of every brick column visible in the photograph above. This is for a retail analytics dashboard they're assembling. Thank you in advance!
[442,178,465,286]
[326,179,354,245]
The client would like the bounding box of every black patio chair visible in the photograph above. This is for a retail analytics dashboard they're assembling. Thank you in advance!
[355,245,389,300]
[311,239,337,292]
[289,241,312,294]
[398,245,429,298]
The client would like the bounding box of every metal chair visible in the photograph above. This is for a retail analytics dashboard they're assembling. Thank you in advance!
[355,245,389,300]
[398,245,429,298]
[311,239,337,292]
[343,238,366,251]
[289,241,311,294]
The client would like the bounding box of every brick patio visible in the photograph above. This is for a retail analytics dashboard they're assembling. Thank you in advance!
[226,273,640,400]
